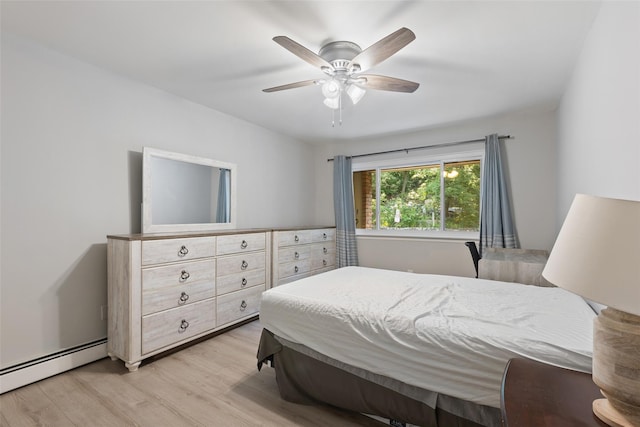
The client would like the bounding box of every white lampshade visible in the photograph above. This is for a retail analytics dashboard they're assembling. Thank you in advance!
[542,194,640,316]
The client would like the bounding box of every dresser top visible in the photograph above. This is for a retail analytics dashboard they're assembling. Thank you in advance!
[271,226,335,232]
[107,226,335,241]
[107,228,271,241]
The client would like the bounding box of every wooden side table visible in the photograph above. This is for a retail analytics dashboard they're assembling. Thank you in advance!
[501,358,607,426]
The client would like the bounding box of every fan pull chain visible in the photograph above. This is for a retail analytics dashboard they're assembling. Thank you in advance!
[331,91,343,127]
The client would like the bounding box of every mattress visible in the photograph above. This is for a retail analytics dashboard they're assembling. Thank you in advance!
[259,266,595,408]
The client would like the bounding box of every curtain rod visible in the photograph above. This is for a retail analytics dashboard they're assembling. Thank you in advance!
[326,135,513,162]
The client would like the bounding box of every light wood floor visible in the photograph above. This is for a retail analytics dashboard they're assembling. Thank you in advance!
[1,320,384,426]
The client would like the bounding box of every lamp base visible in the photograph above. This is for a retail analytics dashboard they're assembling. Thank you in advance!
[592,308,640,427]
[593,398,636,427]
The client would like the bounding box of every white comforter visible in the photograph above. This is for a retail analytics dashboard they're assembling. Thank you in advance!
[260,266,594,408]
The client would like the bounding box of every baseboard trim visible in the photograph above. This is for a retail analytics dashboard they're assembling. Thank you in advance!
[0,340,107,394]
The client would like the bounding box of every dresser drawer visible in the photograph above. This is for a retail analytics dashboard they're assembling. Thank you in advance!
[141,259,216,315]
[277,246,312,263]
[310,228,335,243]
[276,230,313,247]
[217,252,265,276]
[141,298,216,354]
[217,232,266,255]
[217,269,265,295]
[142,237,216,265]
[217,286,262,326]
[278,259,312,279]
[311,256,335,270]
[310,243,335,258]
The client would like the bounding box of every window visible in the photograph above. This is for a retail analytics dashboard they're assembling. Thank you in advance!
[353,151,482,236]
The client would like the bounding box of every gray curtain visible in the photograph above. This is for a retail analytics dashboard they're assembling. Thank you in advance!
[333,156,359,267]
[479,134,518,256]
[216,168,230,223]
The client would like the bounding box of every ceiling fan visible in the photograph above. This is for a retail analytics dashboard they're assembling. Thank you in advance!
[263,27,419,124]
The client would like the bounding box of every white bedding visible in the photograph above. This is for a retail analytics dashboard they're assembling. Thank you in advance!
[260,266,594,408]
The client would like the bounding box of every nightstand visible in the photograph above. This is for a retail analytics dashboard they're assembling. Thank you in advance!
[501,358,607,426]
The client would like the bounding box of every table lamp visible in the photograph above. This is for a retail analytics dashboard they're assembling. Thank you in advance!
[542,194,640,427]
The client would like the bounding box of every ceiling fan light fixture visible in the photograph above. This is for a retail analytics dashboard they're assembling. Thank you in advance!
[323,96,340,110]
[346,84,366,105]
[321,79,342,99]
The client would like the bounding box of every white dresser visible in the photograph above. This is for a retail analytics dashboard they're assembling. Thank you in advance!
[107,229,271,371]
[271,227,336,286]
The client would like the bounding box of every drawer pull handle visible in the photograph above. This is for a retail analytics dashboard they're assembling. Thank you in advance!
[294,251,299,259]
[178,245,189,257]
[179,319,189,333]
[323,233,327,239]
[179,292,190,304]
[323,247,328,254]
[240,300,247,311]
[294,265,299,273]
[241,240,248,249]
[180,270,190,281]
[241,277,247,287]
[323,259,327,266]
[241,260,248,270]
[294,235,299,242]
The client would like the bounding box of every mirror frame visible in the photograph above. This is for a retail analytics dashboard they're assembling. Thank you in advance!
[142,147,237,233]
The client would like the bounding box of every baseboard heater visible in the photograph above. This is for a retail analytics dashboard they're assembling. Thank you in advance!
[0,338,107,394]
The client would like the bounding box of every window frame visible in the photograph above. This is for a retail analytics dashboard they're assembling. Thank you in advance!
[352,148,484,239]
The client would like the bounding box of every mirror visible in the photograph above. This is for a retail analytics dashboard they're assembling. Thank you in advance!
[142,147,237,233]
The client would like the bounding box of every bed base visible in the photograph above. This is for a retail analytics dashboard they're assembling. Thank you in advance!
[257,329,501,427]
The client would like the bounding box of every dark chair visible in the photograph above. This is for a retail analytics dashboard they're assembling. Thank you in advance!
[465,241,481,278]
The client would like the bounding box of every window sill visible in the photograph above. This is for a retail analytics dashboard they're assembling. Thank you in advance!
[355,229,479,241]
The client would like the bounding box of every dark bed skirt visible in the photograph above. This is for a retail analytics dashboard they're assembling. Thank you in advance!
[257,329,501,427]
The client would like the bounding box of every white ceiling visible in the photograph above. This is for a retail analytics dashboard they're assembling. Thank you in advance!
[1,1,601,144]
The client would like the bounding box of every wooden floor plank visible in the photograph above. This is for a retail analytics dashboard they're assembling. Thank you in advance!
[37,371,133,427]
[1,385,73,426]
[72,357,206,427]
[1,319,384,427]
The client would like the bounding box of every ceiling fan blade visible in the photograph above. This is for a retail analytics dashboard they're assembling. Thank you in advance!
[273,36,334,72]
[349,27,416,72]
[356,74,419,93]
[262,79,319,93]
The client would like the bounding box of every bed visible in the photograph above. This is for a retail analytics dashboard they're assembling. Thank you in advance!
[257,266,595,426]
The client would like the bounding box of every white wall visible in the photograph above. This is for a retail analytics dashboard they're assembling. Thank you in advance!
[313,107,557,276]
[556,1,640,222]
[0,35,316,369]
